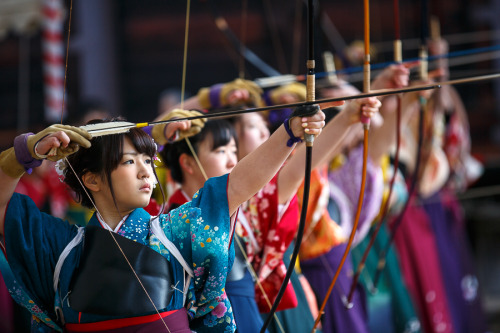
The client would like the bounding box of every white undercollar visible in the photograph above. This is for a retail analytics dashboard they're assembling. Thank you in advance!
[96,212,129,232]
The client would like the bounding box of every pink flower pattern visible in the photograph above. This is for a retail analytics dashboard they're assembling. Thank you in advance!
[238,173,299,312]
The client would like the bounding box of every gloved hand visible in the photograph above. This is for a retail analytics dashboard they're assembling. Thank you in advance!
[0,124,92,178]
[197,78,264,109]
[268,82,307,105]
[151,109,207,145]
[29,124,92,161]
[0,148,26,179]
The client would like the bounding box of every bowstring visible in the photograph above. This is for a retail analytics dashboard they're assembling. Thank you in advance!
[179,0,191,110]
[60,0,72,124]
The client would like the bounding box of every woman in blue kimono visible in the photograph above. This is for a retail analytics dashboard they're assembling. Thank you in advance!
[0,110,325,333]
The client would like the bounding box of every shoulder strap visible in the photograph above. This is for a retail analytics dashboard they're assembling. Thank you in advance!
[150,216,193,305]
[150,217,193,278]
[53,226,84,292]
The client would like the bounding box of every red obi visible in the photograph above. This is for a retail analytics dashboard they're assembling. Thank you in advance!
[65,308,191,333]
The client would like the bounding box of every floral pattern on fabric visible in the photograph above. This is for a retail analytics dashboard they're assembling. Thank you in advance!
[158,177,236,332]
[237,174,299,312]
[0,248,62,332]
[163,188,236,332]
[3,174,235,333]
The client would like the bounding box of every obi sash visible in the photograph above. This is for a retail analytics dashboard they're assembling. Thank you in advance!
[65,308,191,333]
[69,226,174,316]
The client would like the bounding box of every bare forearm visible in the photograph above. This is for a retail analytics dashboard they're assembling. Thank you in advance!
[314,111,352,166]
[278,111,352,203]
[227,126,294,214]
[368,94,421,163]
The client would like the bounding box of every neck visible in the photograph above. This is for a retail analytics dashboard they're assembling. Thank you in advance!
[94,202,132,230]
[181,184,198,200]
[181,177,204,199]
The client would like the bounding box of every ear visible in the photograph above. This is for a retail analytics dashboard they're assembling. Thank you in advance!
[179,153,196,175]
[82,172,101,192]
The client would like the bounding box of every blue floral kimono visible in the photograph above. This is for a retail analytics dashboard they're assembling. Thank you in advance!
[0,174,236,333]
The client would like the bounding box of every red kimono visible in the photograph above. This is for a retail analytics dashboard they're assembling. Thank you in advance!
[237,174,299,312]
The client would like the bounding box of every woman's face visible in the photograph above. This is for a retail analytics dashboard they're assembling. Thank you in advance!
[195,136,238,181]
[105,138,156,212]
[235,113,270,159]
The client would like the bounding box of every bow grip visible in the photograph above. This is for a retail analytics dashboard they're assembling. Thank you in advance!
[360,114,371,129]
[290,104,320,118]
[290,104,320,146]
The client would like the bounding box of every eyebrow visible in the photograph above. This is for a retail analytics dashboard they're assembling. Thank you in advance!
[122,151,139,156]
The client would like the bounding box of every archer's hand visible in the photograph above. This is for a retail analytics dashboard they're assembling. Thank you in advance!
[289,110,326,139]
[343,97,382,125]
[197,78,264,109]
[371,63,414,91]
[151,109,206,145]
[268,82,307,104]
[29,125,92,162]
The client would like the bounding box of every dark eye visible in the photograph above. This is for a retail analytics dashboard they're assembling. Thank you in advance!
[123,159,134,165]
[145,158,152,164]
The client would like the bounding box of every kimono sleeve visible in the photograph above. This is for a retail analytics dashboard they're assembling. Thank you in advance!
[3,193,78,312]
[187,174,236,331]
[329,144,384,246]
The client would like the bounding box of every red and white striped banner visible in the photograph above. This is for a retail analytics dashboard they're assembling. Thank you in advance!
[41,0,65,123]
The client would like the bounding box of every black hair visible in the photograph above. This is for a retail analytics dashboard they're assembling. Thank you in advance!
[160,118,237,184]
[64,118,163,210]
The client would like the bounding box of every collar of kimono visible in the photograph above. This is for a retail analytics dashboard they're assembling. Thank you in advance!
[89,209,151,245]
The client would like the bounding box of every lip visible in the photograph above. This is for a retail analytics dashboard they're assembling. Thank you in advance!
[139,183,151,191]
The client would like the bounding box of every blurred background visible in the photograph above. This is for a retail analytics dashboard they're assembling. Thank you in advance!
[1,0,500,331]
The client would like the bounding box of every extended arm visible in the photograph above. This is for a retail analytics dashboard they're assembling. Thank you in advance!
[0,126,91,235]
[227,111,326,215]
[277,96,380,204]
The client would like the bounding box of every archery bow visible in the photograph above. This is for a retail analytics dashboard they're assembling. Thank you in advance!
[260,0,317,331]
[311,0,372,327]
[372,0,429,289]
[346,0,404,300]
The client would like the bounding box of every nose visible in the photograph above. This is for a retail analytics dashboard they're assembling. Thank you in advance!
[260,126,270,140]
[138,160,152,179]
[227,153,237,169]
